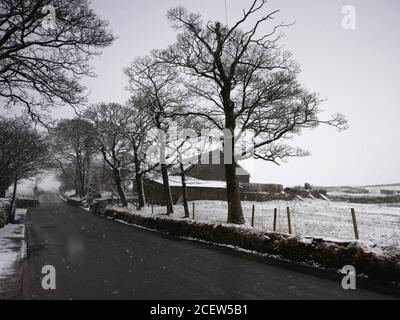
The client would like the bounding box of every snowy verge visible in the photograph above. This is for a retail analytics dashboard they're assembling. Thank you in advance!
[0,209,27,299]
[99,206,400,285]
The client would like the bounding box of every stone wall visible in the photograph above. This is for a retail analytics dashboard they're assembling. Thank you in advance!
[187,163,250,183]
[241,192,294,202]
[100,207,400,285]
[145,181,229,205]
[146,181,292,204]
[241,183,283,194]
[16,198,36,208]
[284,187,327,199]
[381,190,400,195]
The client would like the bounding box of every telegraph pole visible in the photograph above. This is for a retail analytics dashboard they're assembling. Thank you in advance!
[224,0,229,25]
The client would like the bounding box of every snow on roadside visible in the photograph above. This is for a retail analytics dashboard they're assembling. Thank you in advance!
[0,209,27,280]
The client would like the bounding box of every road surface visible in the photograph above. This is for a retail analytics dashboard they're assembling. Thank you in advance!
[23,193,398,300]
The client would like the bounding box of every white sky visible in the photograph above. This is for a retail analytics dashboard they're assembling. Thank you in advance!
[79,0,400,187]
[11,0,400,188]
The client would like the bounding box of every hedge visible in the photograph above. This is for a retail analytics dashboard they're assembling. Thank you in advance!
[101,207,400,284]
[0,199,11,228]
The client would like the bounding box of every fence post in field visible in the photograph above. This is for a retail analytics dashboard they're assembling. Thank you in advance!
[251,205,255,227]
[273,208,277,232]
[351,208,359,240]
[151,200,154,214]
[287,207,292,234]
[192,202,195,220]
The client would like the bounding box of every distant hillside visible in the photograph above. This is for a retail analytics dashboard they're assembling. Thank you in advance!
[317,183,400,190]
[361,183,400,188]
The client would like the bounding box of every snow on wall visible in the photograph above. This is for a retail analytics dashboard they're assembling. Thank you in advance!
[126,199,400,247]
[154,177,227,189]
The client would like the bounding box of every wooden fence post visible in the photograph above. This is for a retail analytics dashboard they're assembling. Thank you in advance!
[151,200,154,214]
[273,208,277,232]
[192,202,195,220]
[287,207,292,234]
[351,208,359,240]
[251,205,255,227]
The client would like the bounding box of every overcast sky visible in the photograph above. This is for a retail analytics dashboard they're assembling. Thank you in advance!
[49,0,400,187]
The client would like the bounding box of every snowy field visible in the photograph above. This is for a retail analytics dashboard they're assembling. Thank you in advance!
[326,185,400,198]
[137,200,400,247]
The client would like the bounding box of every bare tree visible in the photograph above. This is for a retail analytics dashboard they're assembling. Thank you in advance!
[168,118,213,218]
[154,1,348,224]
[125,96,160,210]
[0,117,19,196]
[0,0,114,119]
[84,103,135,208]
[125,56,185,215]
[51,118,97,199]
[0,116,51,221]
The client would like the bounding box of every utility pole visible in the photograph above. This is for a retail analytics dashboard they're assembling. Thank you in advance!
[224,0,229,25]
[34,178,39,208]
[10,172,18,223]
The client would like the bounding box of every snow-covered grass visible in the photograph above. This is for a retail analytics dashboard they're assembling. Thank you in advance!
[123,199,400,247]
[327,191,389,198]
[326,185,400,197]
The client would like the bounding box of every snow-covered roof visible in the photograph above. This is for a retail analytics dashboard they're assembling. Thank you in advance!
[154,176,227,189]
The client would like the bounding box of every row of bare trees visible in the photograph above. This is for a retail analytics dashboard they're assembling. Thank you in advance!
[121,0,347,224]
[1,0,347,225]
[0,116,51,221]
[53,0,347,225]
[0,0,114,224]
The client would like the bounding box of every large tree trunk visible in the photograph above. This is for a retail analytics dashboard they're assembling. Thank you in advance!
[75,165,82,198]
[74,172,78,198]
[135,173,146,210]
[75,155,83,198]
[79,163,86,198]
[179,162,190,218]
[224,98,245,225]
[83,156,92,197]
[10,175,18,223]
[80,175,85,198]
[133,151,146,210]
[225,163,244,224]
[101,158,107,192]
[113,169,128,207]
[161,164,174,215]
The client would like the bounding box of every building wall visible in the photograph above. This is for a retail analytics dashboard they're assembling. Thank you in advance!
[145,181,230,205]
[241,183,283,193]
[183,150,250,184]
[187,164,250,184]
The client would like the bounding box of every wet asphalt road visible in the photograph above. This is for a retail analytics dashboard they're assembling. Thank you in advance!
[23,193,398,300]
